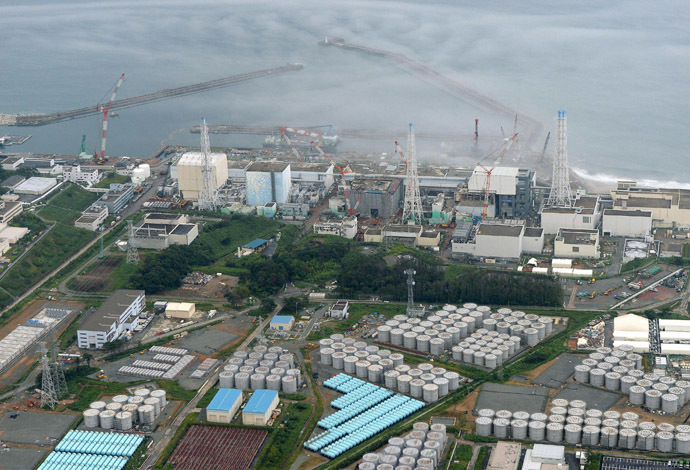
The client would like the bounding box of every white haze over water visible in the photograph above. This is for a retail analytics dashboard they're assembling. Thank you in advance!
[1,0,689,186]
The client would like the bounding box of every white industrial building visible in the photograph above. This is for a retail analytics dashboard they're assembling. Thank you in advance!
[165,302,196,319]
[615,313,690,354]
[0,201,23,224]
[540,195,602,234]
[242,389,279,426]
[313,216,357,239]
[290,162,334,190]
[174,151,229,201]
[553,228,600,259]
[611,180,690,228]
[63,165,100,185]
[521,444,566,470]
[77,290,145,349]
[452,222,544,259]
[14,177,58,195]
[328,301,349,320]
[246,162,291,206]
[129,213,198,250]
[206,388,243,424]
[74,204,109,231]
[602,209,653,238]
[466,166,535,219]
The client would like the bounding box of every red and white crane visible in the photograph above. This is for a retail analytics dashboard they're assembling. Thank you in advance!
[311,141,357,216]
[478,116,519,219]
[95,73,125,161]
[280,126,304,162]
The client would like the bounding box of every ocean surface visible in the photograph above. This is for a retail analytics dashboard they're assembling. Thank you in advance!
[1,0,689,186]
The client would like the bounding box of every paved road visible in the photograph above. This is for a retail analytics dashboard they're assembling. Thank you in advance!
[139,299,284,469]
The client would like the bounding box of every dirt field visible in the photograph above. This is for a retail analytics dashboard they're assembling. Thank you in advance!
[69,255,124,292]
[166,275,239,300]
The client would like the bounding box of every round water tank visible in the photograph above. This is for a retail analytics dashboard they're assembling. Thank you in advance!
[144,397,161,416]
[550,406,568,417]
[122,404,138,422]
[478,409,495,418]
[589,368,606,387]
[397,375,412,394]
[582,425,600,446]
[266,375,281,391]
[355,360,370,378]
[574,365,590,383]
[602,419,619,429]
[344,356,358,374]
[585,408,603,419]
[99,410,116,429]
[653,382,670,393]
[416,335,431,353]
[115,411,133,431]
[676,425,690,434]
[669,387,686,403]
[629,385,646,405]
[493,418,510,438]
[584,418,601,427]
[662,393,679,413]
[618,428,636,449]
[128,396,144,405]
[645,389,662,409]
[604,410,621,420]
[605,372,621,391]
[281,375,297,393]
[473,351,486,366]
[410,379,425,399]
[495,410,512,420]
[530,412,548,423]
[403,332,418,349]
[150,389,167,408]
[676,433,690,453]
[83,409,100,428]
[135,388,151,398]
[452,346,463,361]
[433,378,449,396]
[529,420,546,440]
[235,372,250,390]
[389,329,404,346]
[90,401,107,411]
[389,353,404,367]
[621,375,637,394]
[429,338,444,356]
[638,421,656,432]
[620,420,637,430]
[566,416,584,426]
[600,427,618,447]
[581,358,598,367]
[106,402,122,412]
[368,364,383,384]
[621,411,639,422]
[420,373,435,384]
[366,354,381,365]
[546,423,564,443]
[629,369,644,378]
[657,422,675,433]
[637,429,655,451]
[422,384,439,403]
[657,431,674,452]
[342,346,358,356]
[564,424,582,445]
[511,419,528,439]
[548,415,565,424]
[484,354,497,369]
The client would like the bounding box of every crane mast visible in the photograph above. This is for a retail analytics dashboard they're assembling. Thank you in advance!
[97,73,125,160]
[280,127,304,162]
[478,116,519,219]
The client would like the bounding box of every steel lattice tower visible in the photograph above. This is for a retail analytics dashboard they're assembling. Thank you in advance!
[126,221,139,265]
[40,343,58,409]
[197,117,220,211]
[405,268,424,317]
[51,341,67,397]
[545,110,574,208]
[402,123,423,224]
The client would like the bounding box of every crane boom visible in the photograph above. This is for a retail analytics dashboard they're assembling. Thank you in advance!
[280,126,303,162]
[479,116,519,219]
[311,141,353,216]
[98,73,125,160]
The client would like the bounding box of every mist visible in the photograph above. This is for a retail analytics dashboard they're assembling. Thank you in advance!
[1,0,688,184]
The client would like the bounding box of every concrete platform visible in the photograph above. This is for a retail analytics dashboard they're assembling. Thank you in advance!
[474,383,549,414]
[532,353,581,388]
[555,383,620,411]
[0,446,49,470]
[0,410,77,445]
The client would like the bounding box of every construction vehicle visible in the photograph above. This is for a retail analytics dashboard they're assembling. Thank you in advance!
[604,288,613,296]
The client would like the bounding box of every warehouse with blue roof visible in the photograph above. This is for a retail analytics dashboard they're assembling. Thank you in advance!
[206,388,243,424]
[270,315,295,331]
[242,389,279,426]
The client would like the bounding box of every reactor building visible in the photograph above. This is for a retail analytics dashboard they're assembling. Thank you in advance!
[174,151,229,202]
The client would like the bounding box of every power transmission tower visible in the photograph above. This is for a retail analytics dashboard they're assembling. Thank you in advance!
[545,110,574,208]
[126,221,139,265]
[405,268,424,317]
[197,117,220,211]
[51,341,67,398]
[40,342,58,409]
[402,123,423,224]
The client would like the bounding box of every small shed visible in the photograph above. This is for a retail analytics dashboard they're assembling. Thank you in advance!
[270,315,295,331]
[165,302,196,319]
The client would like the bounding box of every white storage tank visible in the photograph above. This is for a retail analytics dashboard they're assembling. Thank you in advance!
[669,386,686,403]
[389,353,404,367]
[675,433,690,453]
[629,385,646,405]
[645,390,662,409]
[530,412,548,422]
[433,378,449,397]
[637,429,655,451]
[344,356,358,374]
[452,346,463,361]
[112,394,129,404]
[600,427,618,447]
[416,335,431,353]
[115,411,133,431]
[410,379,425,399]
[320,348,334,365]
[99,410,115,429]
[106,402,122,413]
[582,425,600,446]
[128,396,144,405]
[657,422,675,433]
[83,409,100,428]
[473,351,485,366]
[332,352,347,370]
[589,368,606,387]
[422,384,439,403]
[219,371,235,388]
[618,428,636,449]
[235,372,250,390]
[529,421,546,440]
[90,401,107,411]
[429,338,444,356]
[462,349,475,364]
[657,431,674,452]
[266,374,282,391]
[493,418,510,438]
[546,423,563,443]
[551,406,567,417]
[377,326,392,343]
[356,360,370,378]
[484,354,497,369]
[390,329,404,346]
[368,364,383,384]
[605,372,621,391]
[661,393,679,413]
[144,397,161,416]
[403,332,418,349]
[495,409,512,420]
[564,424,582,445]
[511,419,528,439]
[150,390,167,408]
[384,371,400,389]
[282,375,297,393]
[574,365,590,383]
[621,375,637,394]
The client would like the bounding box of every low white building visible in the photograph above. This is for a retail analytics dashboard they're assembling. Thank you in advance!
[313,216,357,239]
[14,177,58,195]
[553,228,600,259]
[521,444,565,470]
[452,222,525,259]
[613,313,650,352]
[329,301,349,320]
[64,165,100,185]
[74,205,108,231]
[242,389,279,426]
[77,290,145,349]
[522,227,545,254]
[540,195,601,234]
[602,209,653,238]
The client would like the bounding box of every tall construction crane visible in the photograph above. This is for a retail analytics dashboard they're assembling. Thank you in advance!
[95,73,125,161]
[311,141,355,216]
[477,116,519,219]
[280,126,304,162]
[540,132,551,162]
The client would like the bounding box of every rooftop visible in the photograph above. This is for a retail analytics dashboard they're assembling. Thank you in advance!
[524,227,544,237]
[614,197,672,209]
[170,224,196,235]
[0,201,22,216]
[177,151,226,167]
[557,228,599,245]
[477,223,524,237]
[80,289,144,332]
[531,443,565,461]
[247,161,290,172]
[244,389,278,414]
[604,209,653,217]
[350,177,402,194]
[15,177,57,193]
[0,175,25,188]
[290,162,333,172]
[145,212,184,221]
[271,315,294,325]
[487,441,521,470]
[207,388,242,412]
[243,238,269,249]
[385,224,423,234]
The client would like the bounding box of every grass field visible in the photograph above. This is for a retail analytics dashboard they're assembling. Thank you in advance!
[0,224,96,307]
[95,173,130,188]
[38,183,100,224]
